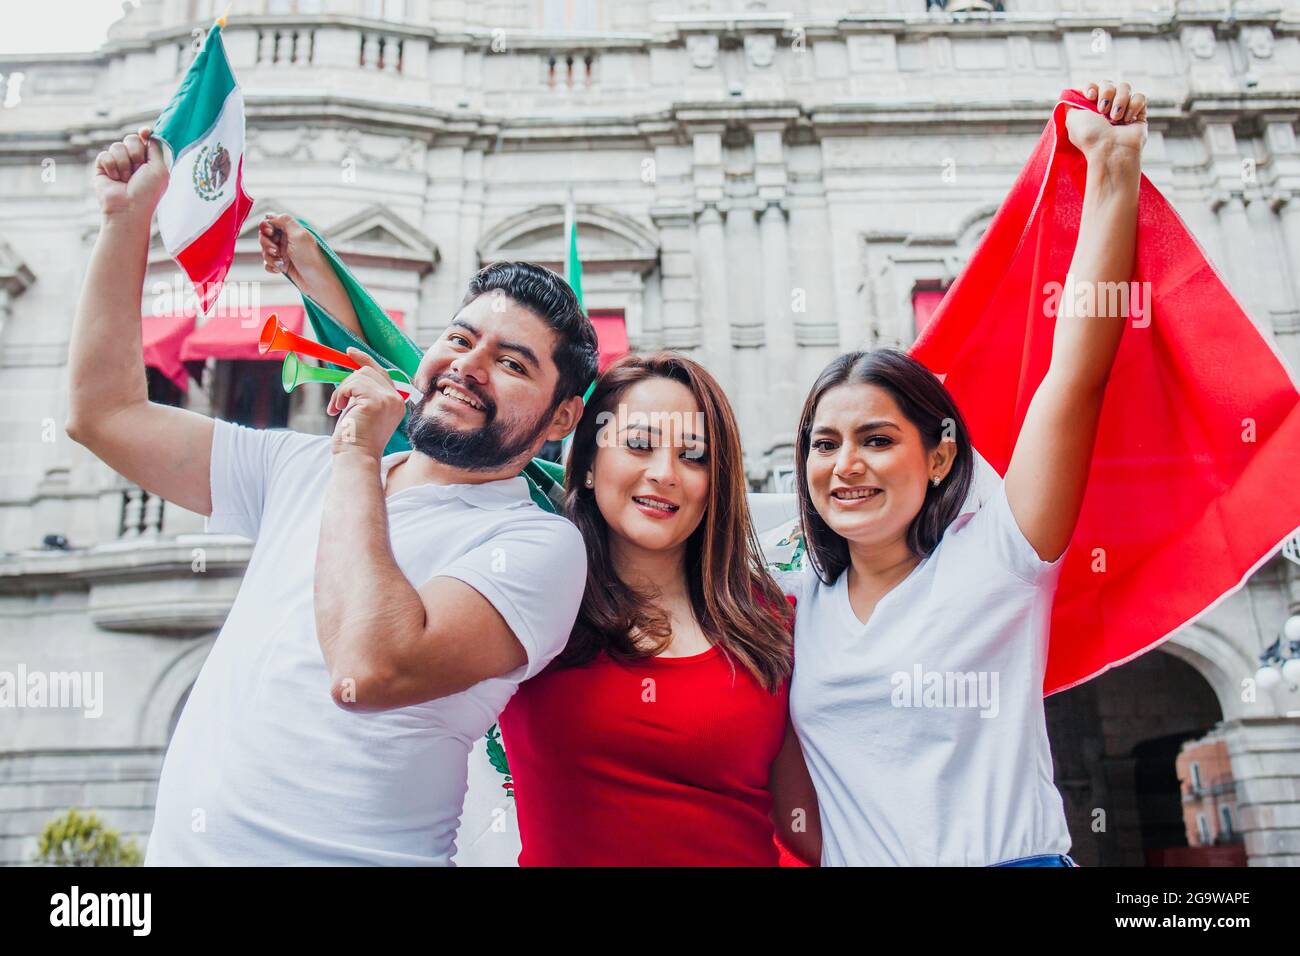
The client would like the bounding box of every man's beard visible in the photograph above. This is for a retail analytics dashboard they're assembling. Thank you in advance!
[405,379,553,472]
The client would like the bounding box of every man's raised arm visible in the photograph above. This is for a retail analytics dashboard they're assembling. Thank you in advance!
[66,127,216,516]
[258,213,362,339]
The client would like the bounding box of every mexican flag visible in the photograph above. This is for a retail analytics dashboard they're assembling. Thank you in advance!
[152,20,253,314]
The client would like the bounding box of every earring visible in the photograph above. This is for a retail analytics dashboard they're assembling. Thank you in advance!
[930,475,942,487]
[584,474,594,488]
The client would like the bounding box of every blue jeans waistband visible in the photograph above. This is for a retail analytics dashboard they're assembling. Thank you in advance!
[989,853,1079,867]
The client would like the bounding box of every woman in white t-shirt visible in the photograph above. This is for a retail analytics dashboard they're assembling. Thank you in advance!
[782,80,1148,866]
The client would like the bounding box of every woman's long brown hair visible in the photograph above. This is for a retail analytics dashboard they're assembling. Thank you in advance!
[555,352,792,691]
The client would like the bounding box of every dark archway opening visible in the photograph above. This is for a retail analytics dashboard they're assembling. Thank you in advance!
[1046,649,1225,866]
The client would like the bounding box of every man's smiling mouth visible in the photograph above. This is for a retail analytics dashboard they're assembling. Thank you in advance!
[437,382,486,411]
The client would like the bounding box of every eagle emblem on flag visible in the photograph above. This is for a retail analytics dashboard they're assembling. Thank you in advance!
[191,142,231,201]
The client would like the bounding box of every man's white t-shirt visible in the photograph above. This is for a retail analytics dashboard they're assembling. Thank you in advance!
[145,420,587,866]
[781,480,1071,866]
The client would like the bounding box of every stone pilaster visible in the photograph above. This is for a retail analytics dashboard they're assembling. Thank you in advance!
[650,206,700,354]
[1223,717,1300,866]
[694,203,732,390]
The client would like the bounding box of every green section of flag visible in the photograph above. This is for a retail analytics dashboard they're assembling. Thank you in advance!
[565,215,585,314]
[297,220,424,372]
[560,208,591,462]
[295,219,420,458]
[293,224,567,512]
[153,24,238,157]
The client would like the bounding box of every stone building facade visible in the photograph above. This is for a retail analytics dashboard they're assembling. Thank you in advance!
[1,0,1299,865]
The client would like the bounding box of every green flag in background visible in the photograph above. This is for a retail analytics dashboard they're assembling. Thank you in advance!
[564,197,585,313]
[560,197,595,461]
[292,220,567,512]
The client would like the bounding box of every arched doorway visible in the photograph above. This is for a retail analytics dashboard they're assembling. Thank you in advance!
[1046,649,1226,866]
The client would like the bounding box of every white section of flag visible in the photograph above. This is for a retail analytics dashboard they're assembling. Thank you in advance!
[156,85,245,254]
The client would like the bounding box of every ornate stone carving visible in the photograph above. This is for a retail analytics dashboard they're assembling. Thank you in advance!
[251,125,318,161]
[1244,26,1274,60]
[745,35,776,70]
[1181,26,1216,60]
[337,130,422,169]
[687,34,719,70]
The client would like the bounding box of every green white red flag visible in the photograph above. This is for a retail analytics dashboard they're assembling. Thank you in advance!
[152,20,253,313]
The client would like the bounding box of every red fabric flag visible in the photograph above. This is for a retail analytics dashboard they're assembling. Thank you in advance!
[911,89,1300,695]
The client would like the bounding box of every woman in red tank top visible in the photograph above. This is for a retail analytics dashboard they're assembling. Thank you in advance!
[497,353,820,866]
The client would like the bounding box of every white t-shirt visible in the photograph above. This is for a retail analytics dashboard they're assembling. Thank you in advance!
[781,480,1071,866]
[145,420,587,866]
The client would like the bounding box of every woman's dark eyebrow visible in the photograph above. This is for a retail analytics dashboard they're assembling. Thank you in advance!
[811,420,900,437]
[619,425,708,445]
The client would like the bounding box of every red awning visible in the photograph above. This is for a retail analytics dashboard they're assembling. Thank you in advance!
[142,313,197,390]
[912,289,947,338]
[589,310,629,371]
[180,306,305,363]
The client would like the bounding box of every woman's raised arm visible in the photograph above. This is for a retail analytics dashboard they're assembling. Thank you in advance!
[1004,81,1147,563]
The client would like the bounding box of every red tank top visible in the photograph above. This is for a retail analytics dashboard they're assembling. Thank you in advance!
[498,644,789,866]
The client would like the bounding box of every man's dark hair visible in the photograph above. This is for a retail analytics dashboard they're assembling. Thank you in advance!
[460,261,599,405]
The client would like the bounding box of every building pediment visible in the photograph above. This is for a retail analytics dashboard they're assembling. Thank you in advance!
[479,204,659,274]
[322,204,439,274]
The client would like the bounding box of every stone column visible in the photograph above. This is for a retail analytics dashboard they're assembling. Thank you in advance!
[691,128,730,387]
[1214,193,1273,339]
[759,202,800,454]
[1273,194,1300,369]
[275,30,293,66]
[422,143,467,337]
[362,34,380,70]
[454,150,485,342]
[787,191,840,398]
[1278,195,1300,310]
[752,122,798,460]
[694,203,733,390]
[1245,194,1297,336]
[1177,195,1228,284]
[724,200,765,464]
[651,207,699,356]
[1206,120,1274,333]
[1223,717,1300,866]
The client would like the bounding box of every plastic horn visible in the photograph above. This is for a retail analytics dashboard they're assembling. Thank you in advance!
[281,353,421,401]
[261,314,415,386]
[260,312,412,384]
[258,313,360,367]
